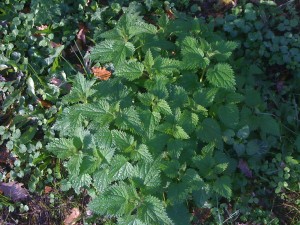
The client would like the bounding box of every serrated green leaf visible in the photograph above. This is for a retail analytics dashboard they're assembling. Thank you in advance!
[118,217,146,225]
[211,41,239,61]
[46,138,76,159]
[153,57,180,76]
[217,104,239,128]
[112,130,135,151]
[109,155,134,181]
[62,73,96,104]
[197,118,222,147]
[144,49,154,72]
[94,127,113,148]
[93,169,110,192]
[155,99,172,115]
[138,196,173,225]
[98,147,115,164]
[89,183,138,216]
[138,93,155,106]
[173,125,190,140]
[139,110,161,139]
[179,110,199,134]
[131,144,153,163]
[71,174,92,194]
[162,160,180,178]
[167,203,190,225]
[115,61,144,81]
[206,63,235,90]
[133,160,161,189]
[215,163,228,174]
[168,169,203,204]
[115,107,142,133]
[181,36,208,69]
[90,40,135,66]
[53,107,83,134]
[259,115,280,136]
[193,88,218,107]
[213,176,232,198]
[66,151,83,176]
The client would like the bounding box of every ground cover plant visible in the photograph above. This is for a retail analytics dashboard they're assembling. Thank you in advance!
[0,0,300,224]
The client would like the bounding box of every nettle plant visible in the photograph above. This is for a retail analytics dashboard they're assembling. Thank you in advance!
[47,10,242,224]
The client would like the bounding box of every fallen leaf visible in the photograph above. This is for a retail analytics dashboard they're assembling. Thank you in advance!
[0,181,29,202]
[166,9,175,20]
[92,67,111,80]
[64,207,81,225]
[37,99,52,109]
[50,41,62,48]
[44,186,52,194]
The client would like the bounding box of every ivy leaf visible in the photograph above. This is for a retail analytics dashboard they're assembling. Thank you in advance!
[213,176,232,199]
[115,61,144,81]
[90,40,135,66]
[138,196,173,225]
[206,63,235,90]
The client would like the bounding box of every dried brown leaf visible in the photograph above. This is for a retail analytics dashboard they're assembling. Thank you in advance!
[64,207,81,225]
[92,67,111,80]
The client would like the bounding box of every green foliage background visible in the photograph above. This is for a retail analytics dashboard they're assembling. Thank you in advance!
[0,0,299,224]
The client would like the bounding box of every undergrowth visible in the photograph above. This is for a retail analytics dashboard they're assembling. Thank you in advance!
[0,0,299,224]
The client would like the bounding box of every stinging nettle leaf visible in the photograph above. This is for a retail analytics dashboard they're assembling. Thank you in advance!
[206,63,236,90]
[90,40,135,66]
[115,61,144,81]
[46,138,77,159]
[155,99,172,115]
[217,104,239,128]
[138,195,173,225]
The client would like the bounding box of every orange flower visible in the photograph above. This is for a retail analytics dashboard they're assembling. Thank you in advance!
[92,67,111,80]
